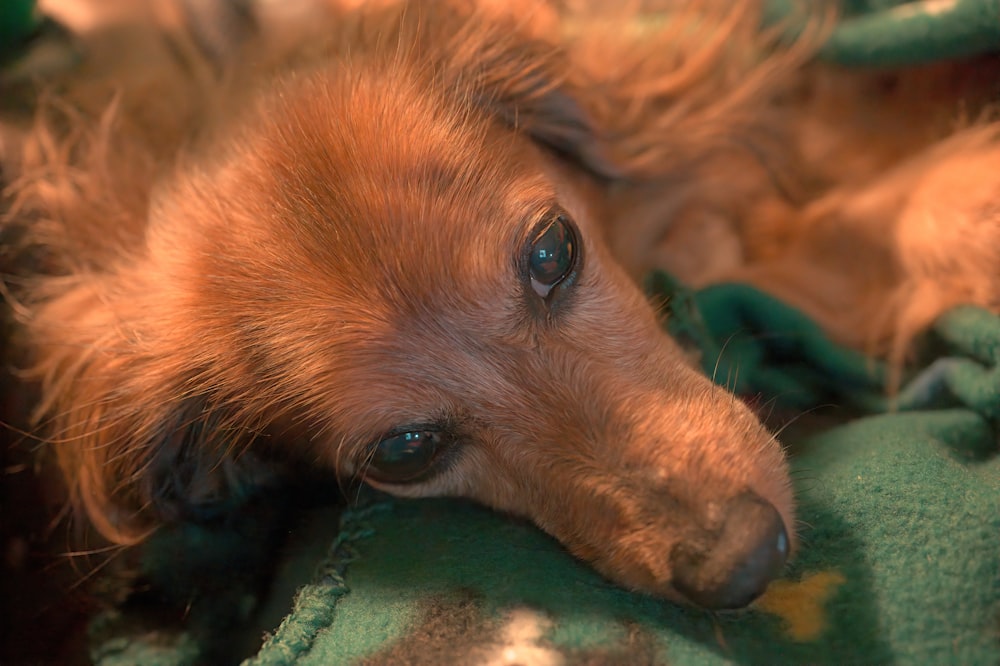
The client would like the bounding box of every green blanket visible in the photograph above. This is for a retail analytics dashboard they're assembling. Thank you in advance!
[248,406,1000,665]
[768,0,1000,66]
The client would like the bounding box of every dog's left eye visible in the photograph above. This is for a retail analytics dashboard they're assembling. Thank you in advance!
[529,215,577,298]
[364,430,445,484]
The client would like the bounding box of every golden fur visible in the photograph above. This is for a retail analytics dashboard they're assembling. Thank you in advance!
[2,0,997,608]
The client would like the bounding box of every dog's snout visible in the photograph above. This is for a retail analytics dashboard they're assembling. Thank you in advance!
[670,492,789,610]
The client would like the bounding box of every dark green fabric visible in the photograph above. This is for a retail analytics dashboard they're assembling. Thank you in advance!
[0,0,37,62]
[245,407,1000,665]
[767,0,1000,66]
[650,275,1000,421]
[647,272,889,412]
[823,0,1000,66]
[896,306,1000,419]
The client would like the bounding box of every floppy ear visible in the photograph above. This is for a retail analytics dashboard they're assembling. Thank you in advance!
[432,1,821,182]
[6,102,258,545]
[46,375,260,544]
[21,278,256,545]
[417,3,625,180]
[489,80,627,181]
[139,400,270,527]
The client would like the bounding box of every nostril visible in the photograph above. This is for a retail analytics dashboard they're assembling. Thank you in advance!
[671,492,789,610]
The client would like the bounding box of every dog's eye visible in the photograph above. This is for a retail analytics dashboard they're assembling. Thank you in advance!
[529,215,577,298]
[365,430,445,484]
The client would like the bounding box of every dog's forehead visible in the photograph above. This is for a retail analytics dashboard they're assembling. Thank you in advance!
[240,68,560,298]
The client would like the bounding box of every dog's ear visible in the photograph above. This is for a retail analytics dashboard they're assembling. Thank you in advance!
[431,1,822,182]
[9,91,272,546]
[487,77,626,180]
[140,399,267,527]
[423,6,626,180]
[23,283,254,545]
[46,382,250,545]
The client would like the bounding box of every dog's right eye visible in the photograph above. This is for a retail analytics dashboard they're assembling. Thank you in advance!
[364,430,445,484]
[528,214,578,298]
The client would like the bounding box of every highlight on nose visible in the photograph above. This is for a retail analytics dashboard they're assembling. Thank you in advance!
[670,492,789,610]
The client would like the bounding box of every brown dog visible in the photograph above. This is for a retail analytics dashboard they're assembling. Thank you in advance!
[2,0,996,612]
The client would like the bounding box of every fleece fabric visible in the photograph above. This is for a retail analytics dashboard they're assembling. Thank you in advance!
[234,406,999,666]
[765,0,1000,66]
[0,0,35,49]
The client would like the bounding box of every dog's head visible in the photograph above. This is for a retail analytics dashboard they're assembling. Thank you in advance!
[24,1,796,609]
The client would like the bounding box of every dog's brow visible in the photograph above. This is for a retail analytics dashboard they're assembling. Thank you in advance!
[394,160,464,197]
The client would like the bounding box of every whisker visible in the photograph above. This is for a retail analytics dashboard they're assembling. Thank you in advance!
[711,331,741,386]
[772,403,837,440]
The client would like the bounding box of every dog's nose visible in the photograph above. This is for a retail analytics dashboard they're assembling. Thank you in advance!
[670,492,789,610]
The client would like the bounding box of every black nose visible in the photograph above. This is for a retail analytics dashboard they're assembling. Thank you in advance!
[670,492,789,610]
